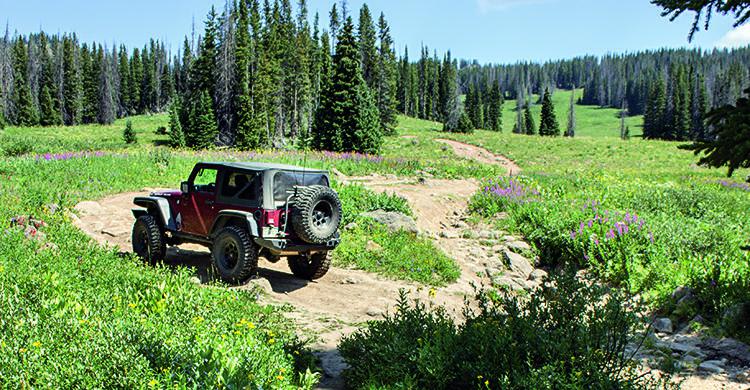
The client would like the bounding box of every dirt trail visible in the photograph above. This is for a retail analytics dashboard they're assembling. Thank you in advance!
[436,138,521,175]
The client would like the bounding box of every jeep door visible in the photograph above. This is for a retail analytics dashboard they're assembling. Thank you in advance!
[180,166,221,237]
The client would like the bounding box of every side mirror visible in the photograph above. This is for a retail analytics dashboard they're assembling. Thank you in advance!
[181,181,190,194]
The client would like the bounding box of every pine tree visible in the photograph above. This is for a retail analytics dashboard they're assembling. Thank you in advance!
[688,86,750,178]
[168,99,186,148]
[190,90,218,149]
[97,45,116,125]
[357,4,377,89]
[129,48,142,115]
[538,88,560,136]
[123,119,137,144]
[457,110,474,133]
[375,12,398,135]
[117,45,131,116]
[691,73,708,140]
[643,75,666,139]
[487,82,503,131]
[670,64,692,141]
[524,103,536,135]
[62,36,82,125]
[397,46,411,115]
[313,16,381,153]
[11,38,38,126]
[38,34,62,126]
[566,89,576,137]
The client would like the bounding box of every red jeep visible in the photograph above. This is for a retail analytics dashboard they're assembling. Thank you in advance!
[131,162,342,284]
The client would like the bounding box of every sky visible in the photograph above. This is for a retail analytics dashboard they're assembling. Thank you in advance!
[2,0,748,64]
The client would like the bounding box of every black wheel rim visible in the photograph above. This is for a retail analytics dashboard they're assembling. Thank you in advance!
[219,241,239,271]
[311,201,333,230]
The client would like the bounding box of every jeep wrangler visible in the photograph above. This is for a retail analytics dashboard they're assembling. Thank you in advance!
[131,162,342,284]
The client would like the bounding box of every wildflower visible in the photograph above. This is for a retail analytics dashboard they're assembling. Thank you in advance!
[485,380,490,386]
[268,338,275,344]
[128,303,137,309]
[246,322,255,329]
[32,341,41,348]
[193,316,204,323]
[148,379,158,387]
[19,348,26,353]
[570,231,576,240]
[279,368,286,374]
[428,288,436,298]
[606,229,616,240]
[648,232,654,244]
[276,375,284,381]
[593,237,599,245]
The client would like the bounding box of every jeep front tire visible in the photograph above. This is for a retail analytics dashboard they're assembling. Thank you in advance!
[287,252,331,280]
[132,215,166,264]
[211,226,258,284]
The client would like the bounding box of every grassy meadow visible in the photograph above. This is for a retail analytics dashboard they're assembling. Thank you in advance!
[0,90,748,386]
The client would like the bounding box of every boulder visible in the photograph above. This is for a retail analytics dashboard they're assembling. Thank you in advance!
[365,240,382,252]
[361,210,418,234]
[652,317,674,334]
[701,338,750,365]
[502,249,534,279]
[507,240,531,252]
[698,360,725,374]
[247,277,273,295]
[528,269,548,282]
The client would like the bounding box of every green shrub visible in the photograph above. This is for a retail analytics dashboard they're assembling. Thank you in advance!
[0,136,33,157]
[336,183,412,225]
[334,220,459,285]
[123,120,137,144]
[340,271,673,390]
[155,125,168,135]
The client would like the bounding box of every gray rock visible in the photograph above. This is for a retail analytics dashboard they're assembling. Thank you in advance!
[701,338,750,365]
[507,241,531,252]
[361,210,418,234]
[502,250,534,279]
[528,269,548,282]
[492,276,526,291]
[439,230,459,239]
[669,342,699,354]
[453,221,469,229]
[468,248,484,258]
[698,361,725,374]
[653,317,674,334]
[671,286,693,301]
[366,308,383,317]
[247,277,273,294]
[342,277,360,285]
[343,222,358,231]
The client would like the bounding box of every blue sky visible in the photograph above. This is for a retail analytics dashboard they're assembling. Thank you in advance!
[3,0,748,64]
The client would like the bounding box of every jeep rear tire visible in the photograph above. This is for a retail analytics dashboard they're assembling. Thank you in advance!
[211,226,258,284]
[291,185,342,244]
[132,215,166,264]
[287,252,331,280]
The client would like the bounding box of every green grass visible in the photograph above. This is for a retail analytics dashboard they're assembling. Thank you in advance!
[389,98,750,340]
[500,89,643,138]
[1,114,169,155]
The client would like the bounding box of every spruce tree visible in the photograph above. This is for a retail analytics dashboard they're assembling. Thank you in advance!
[397,46,411,115]
[670,64,692,140]
[691,74,708,140]
[190,90,218,149]
[129,48,142,115]
[357,4,377,89]
[643,76,666,139]
[118,45,131,116]
[487,82,503,131]
[123,120,137,144]
[523,103,536,135]
[457,110,474,133]
[168,99,186,148]
[62,36,82,125]
[688,86,750,178]
[538,88,560,136]
[566,89,576,137]
[11,38,38,126]
[312,16,381,153]
[375,13,398,135]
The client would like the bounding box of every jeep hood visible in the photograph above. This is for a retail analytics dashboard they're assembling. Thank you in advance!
[150,190,182,197]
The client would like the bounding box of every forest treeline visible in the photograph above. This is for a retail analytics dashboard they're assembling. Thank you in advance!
[457,48,750,140]
[2,0,750,147]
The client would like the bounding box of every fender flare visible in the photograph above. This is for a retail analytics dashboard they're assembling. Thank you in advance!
[132,196,177,230]
[210,210,259,238]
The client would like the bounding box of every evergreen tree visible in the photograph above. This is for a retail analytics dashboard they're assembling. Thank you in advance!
[524,103,536,135]
[168,98,186,148]
[688,86,750,178]
[670,64,692,141]
[397,46,411,115]
[487,82,503,131]
[375,12,398,135]
[118,45,131,116]
[643,75,666,139]
[313,16,382,153]
[97,45,116,124]
[129,48,142,115]
[62,36,82,125]
[457,110,474,133]
[123,119,137,144]
[691,73,709,140]
[358,4,377,89]
[190,90,218,149]
[39,85,57,126]
[11,38,38,126]
[566,89,576,137]
[538,88,560,136]
[38,34,62,126]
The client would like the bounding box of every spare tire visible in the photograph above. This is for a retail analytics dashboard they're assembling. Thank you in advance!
[291,185,342,244]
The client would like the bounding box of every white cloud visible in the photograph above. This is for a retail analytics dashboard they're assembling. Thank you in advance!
[716,24,750,48]
[477,0,547,13]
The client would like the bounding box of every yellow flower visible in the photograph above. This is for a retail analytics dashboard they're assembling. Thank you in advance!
[233,330,241,335]
[193,316,204,323]
[19,348,26,353]
[79,319,87,325]
[32,341,41,348]
[279,368,286,373]
[293,350,299,355]
[0,265,4,272]
[428,288,436,298]
[276,375,284,381]
[268,338,275,344]
[148,379,158,387]
[128,303,137,309]
[247,322,255,329]
[485,380,490,386]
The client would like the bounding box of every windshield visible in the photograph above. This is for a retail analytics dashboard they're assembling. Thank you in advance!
[273,172,328,204]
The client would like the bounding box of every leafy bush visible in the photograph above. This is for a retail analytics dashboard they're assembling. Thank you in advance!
[0,136,33,157]
[123,120,137,144]
[334,220,459,285]
[340,271,671,389]
[336,183,412,225]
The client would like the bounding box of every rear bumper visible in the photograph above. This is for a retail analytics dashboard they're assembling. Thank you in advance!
[255,235,340,255]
